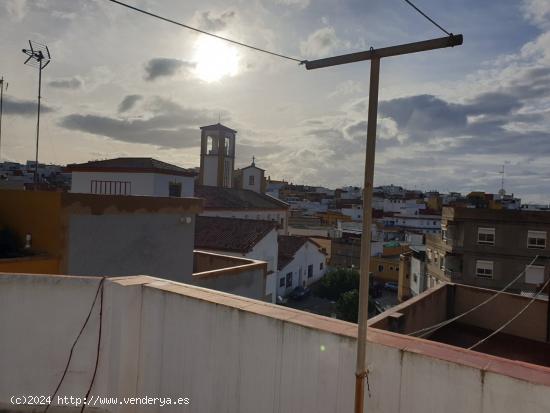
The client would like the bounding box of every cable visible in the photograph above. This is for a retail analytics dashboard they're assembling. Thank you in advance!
[81,276,105,413]
[105,0,304,63]
[408,255,540,338]
[44,277,106,413]
[401,0,451,36]
[468,276,550,350]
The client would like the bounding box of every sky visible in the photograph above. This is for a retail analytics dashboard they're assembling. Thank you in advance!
[1,0,550,202]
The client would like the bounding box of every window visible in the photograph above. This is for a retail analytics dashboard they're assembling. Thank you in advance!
[477,227,495,245]
[279,277,285,288]
[206,136,217,154]
[248,175,255,186]
[378,264,384,272]
[168,182,182,197]
[525,265,545,284]
[389,266,394,271]
[320,262,324,270]
[413,274,418,283]
[286,272,293,288]
[280,218,285,228]
[527,230,547,249]
[476,260,494,279]
[90,180,131,195]
[308,264,313,278]
[225,136,232,156]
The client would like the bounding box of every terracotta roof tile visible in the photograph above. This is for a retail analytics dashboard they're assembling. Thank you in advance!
[195,185,288,210]
[195,216,277,253]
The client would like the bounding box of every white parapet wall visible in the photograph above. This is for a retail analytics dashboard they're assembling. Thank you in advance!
[0,273,549,413]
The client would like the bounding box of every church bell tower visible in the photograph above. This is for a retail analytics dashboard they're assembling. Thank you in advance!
[199,123,236,188]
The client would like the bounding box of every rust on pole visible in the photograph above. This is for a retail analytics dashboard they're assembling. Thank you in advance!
[354,56,380,413]
[303,34,462,70]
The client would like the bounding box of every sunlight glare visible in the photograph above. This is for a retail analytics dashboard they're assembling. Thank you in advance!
[193,36,240,82]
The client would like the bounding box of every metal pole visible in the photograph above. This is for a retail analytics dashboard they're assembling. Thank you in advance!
[35,63,42,185]
[354,57,380,413]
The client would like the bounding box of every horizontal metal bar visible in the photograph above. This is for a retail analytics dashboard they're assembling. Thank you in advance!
[304,34,463,70]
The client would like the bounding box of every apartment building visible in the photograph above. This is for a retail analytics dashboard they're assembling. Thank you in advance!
[426,207,550,293]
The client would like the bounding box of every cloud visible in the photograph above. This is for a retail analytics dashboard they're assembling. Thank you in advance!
[48,77,83,90]
[300,27,346,58]
[2,0,27,21]
[59,97,229,149]
[195,10,235,31]
[273,0,310,10]
[143,58,195,81]
[328,80,364,98]
[522,0,550,29]
[3,96,54,116]
[118,94,143,113]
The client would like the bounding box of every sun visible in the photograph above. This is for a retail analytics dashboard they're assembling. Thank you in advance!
[192,36,240,82]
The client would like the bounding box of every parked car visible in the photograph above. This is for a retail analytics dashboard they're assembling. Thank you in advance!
[384,282,399,292]
[289,286,311,300]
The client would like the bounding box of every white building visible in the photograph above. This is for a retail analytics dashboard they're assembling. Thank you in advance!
[198,123,236,188]
[277,235,327,297]
[234,158,265,193]
[341,204,363,221]
[373,196,426,214]
[66,157,196,197]
[195,185,290,234]
[195,216,279,303]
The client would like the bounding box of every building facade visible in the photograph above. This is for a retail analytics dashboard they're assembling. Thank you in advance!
[67,158,196,197]
[426,207,550,293]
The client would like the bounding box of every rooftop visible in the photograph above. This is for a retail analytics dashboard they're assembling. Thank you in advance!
[370,282,550,368]
[443,206,550,223]
[195,185,289,210]
[65,157,197,177]
[195,216,277,253]
[199,122,237,133]
[1,273,549,413]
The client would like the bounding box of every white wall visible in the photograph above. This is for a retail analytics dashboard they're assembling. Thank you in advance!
[410,256,426,296]
[71,171,194,197]
[277,241,326,297]
[67,213,196,283]
[200,228,278,303]
[241,167,262,193]
[201,209,288,234]
[2,274,550,413]
[153,174,194,197]
[202,156,218,187]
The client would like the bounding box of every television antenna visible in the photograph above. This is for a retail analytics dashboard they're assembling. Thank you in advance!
[22,40,51,185]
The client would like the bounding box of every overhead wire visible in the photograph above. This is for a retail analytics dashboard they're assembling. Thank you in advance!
[468,276,550,350]
[400,0,452,36]
[43,277,106,413]
[104,0,305,63]
[408,255,540,338]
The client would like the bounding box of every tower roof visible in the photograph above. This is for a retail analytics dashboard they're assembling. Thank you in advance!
[200,123,237,134]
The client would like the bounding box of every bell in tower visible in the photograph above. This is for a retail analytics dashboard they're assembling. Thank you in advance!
[199,123,236,188]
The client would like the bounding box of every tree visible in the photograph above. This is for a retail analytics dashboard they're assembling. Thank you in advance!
[317,268,359,300]
[336,289,359,322]
[336,289,377,323]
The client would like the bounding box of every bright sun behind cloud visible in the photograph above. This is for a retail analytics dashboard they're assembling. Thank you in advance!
[193,36,240,82]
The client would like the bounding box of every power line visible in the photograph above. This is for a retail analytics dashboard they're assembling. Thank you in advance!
[104,0,304,63]
[468,276,550,351]
[408,255,540,338]
[401,0,452,36]
[44,278,106,413]
[81,277,105,413]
